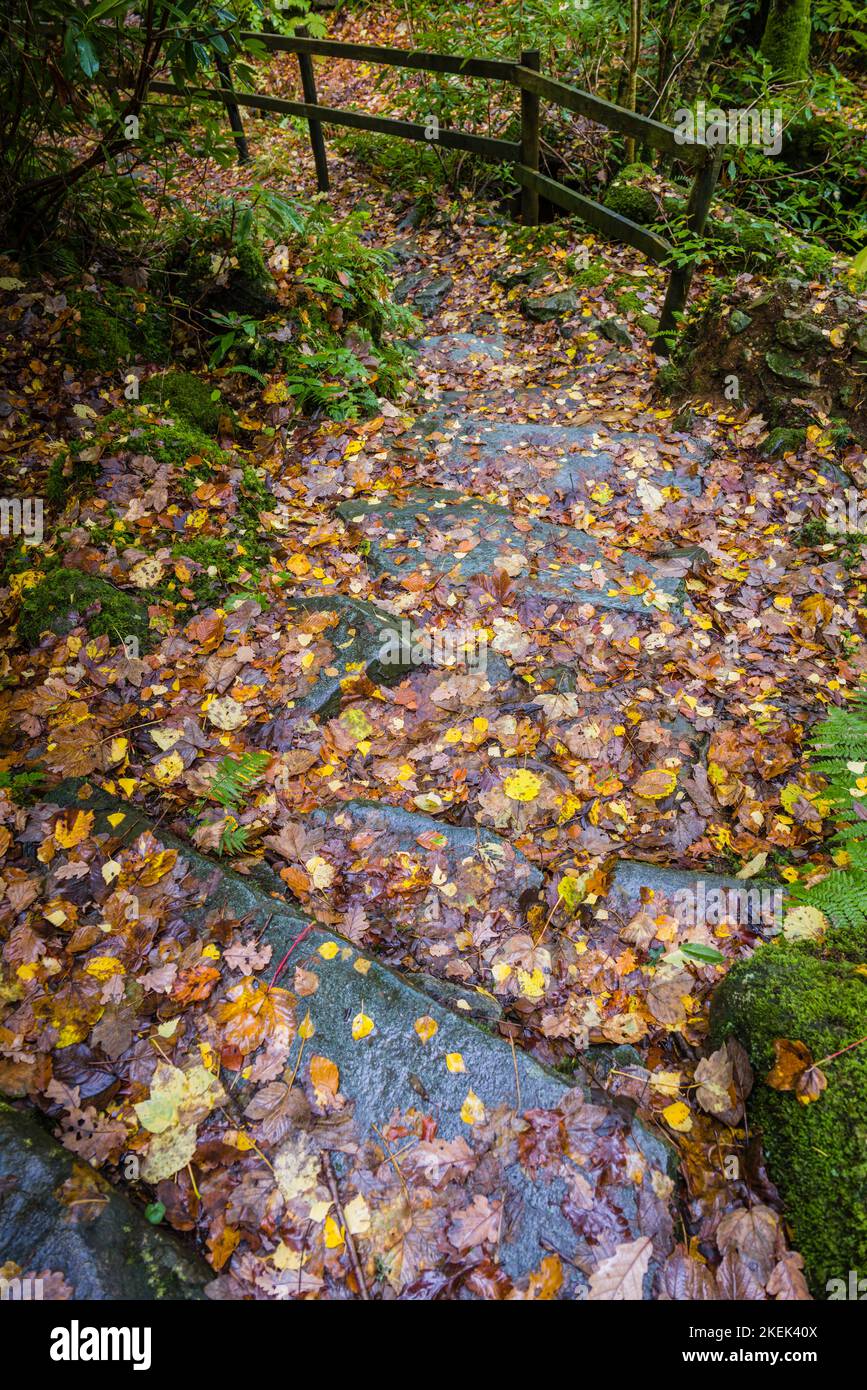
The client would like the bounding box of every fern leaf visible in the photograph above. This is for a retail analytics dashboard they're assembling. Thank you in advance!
[210,752,270,809]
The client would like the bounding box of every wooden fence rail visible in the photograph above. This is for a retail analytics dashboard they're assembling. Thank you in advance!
[148,31,724,347]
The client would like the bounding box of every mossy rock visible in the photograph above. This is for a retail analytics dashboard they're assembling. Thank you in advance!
[604,184,658,227]
[17,570,152,652]
[569,258,609,289]
[711,938,867,1295]
[760,427,807,456]
[69,286,171,368]
[139,372,222,435]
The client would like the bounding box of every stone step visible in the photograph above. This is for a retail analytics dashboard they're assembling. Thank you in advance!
[0,1101,211,1300]
[337,487,688,614]
[416,333,507,364]
[402,411,706,500]
[598,859,783,934]
[269,593,412,721]
[299,797,541,992]
[47,783,677,1296]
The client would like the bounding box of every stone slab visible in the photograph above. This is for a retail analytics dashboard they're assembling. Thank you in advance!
[0,1101,212,1300]
[337,487,685,614]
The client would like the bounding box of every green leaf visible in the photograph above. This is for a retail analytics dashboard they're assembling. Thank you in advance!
[680,942,725,965]
[74,34,100,77]
[145,1201,166,1225]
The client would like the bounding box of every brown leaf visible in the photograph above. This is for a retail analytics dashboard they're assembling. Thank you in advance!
[694,1046,741,1123]
[766,1251,811,1301]
[767,1038,813,1092]
[448,1194,501,1251]
[716,1204,781,1284]
[588,1236,653,1301]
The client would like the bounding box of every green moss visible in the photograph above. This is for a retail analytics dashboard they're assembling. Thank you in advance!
[17,570,152,651]
[605,184,658,226]
[0,767,47,805]
[711,939,867,1294]
[139,372,222,435]
[655,362,685,396]
[569,257,609,288]
[761,427,807,456]
[69,286,170,368]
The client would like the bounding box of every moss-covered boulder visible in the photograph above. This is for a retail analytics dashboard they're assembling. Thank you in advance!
[711,936,867,1296]
[69,285,171,368]
[661,273,867,436]
[603,182,655,227]
[140,371,222,435]
[17,570,152,652]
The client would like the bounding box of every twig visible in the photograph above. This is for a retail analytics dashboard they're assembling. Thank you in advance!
[268,921,315,990]
[323,1151,371,1301]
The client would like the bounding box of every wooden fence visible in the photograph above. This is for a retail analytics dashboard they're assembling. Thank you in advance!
[149,30,725,348]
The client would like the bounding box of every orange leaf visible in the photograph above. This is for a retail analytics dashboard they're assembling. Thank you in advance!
[310,1054,339,1098]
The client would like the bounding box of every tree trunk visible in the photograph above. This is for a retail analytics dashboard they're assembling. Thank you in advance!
[625,0,642,163]
[682,0,733,101]
[760,0,812,81]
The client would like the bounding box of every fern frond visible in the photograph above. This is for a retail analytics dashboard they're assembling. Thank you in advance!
[791,870,867,934]
[209,752,270,809]
[219,820,250,857]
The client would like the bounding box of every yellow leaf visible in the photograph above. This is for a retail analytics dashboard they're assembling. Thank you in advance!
[783,904,828,942]
[152,751,184,786]
[446,1053,465,1073]
[54,810,94,849]
[352,1011,374,1041]
[414,1015,438,1043]
[318,942,339,960]
[107,737,128,766]
[460,1089,486,1125]
[503,769,542,802]
[324,1215,345,1249]
[84,956,124,982]
[286,554,311,577]
[662,1101,692,1132]
[632,767,678,800]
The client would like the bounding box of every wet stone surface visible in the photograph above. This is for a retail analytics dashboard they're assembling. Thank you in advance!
[403,411,705,500]
[45,783,677,1295]
[0,1100,212,1300]
[337,487,687,614]
[268,593,413,719]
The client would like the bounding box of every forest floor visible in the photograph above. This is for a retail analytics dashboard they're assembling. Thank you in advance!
[1,9,864,1300]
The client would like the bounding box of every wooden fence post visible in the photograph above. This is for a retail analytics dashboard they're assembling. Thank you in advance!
[215,57,250,165]
[655,144,724,351]
[297,27,330,192]
[520,49,541,225]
